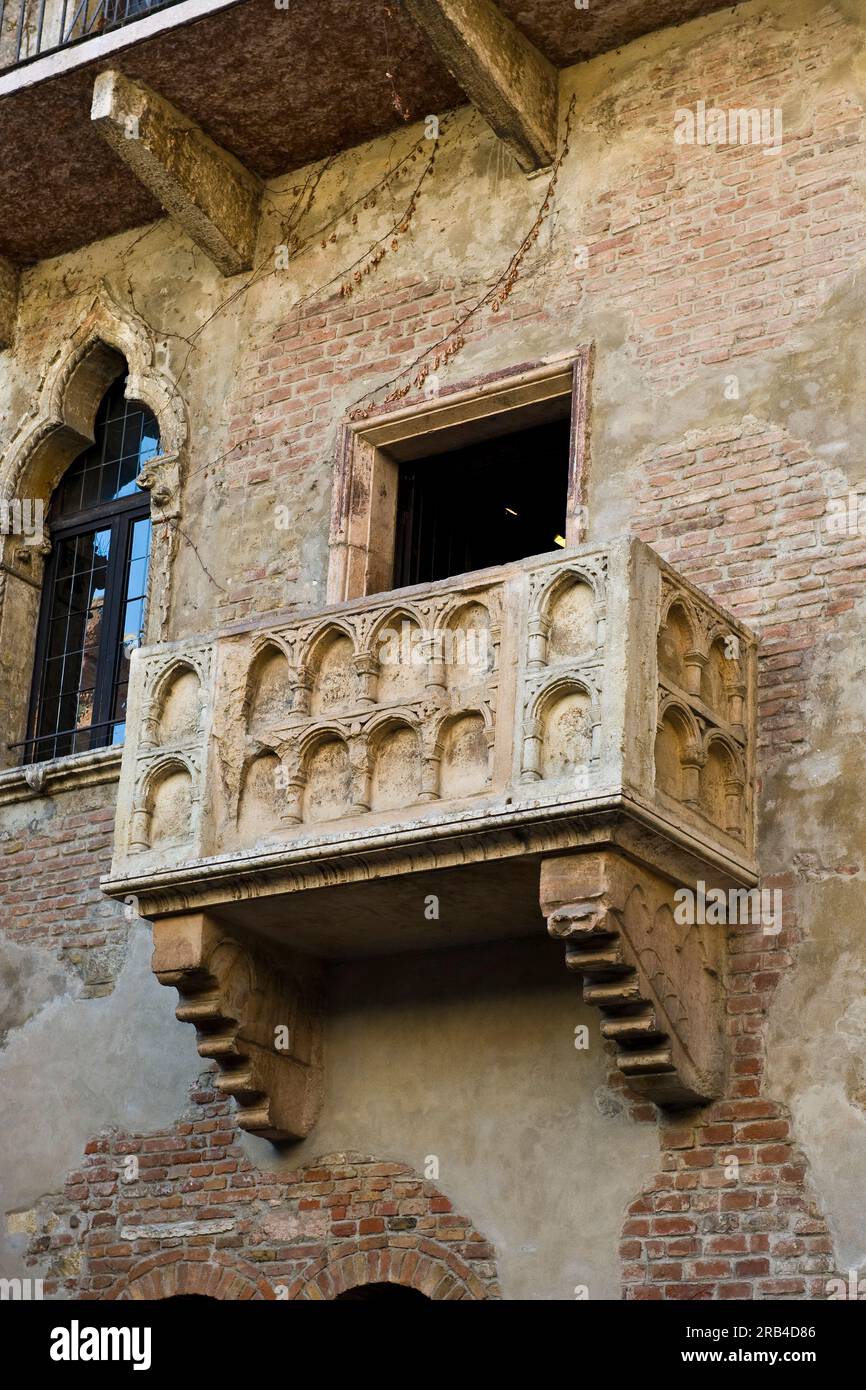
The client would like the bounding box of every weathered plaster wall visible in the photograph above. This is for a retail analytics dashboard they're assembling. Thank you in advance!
[0,928,654,1300]
[763,595,866,1277]
[244,939,657,1301]
[0,925,200,1282]
[1,0,865,1297]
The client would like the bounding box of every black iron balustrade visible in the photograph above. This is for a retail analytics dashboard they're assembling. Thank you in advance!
[0,0,180,73]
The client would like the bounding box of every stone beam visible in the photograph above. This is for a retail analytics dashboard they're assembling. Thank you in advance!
[540,851,726,1106]
[91,70,261,276]
[152,913,324,1142]
[403,0,558,173]
[0,255,19,349]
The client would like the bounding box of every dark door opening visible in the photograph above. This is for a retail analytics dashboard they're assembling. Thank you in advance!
[393,417,571,589]
[335,1282,431,1301]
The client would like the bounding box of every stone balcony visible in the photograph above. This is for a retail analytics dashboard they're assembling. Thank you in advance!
[103,537,758,1135]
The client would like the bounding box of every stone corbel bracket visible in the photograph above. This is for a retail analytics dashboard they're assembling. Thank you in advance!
[152,913,324,1142]
[91,70,261,276]
[403,0,558,174]
[540,850,726,1106]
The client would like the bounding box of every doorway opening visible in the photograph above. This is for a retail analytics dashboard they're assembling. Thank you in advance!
[335,1282,431,1301]
[393,417,570,588]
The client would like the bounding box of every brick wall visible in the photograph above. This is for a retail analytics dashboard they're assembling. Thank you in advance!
[0,784,125,994]
[619,903,839,1300]
[217,274,555,627]
[23,1070,500,1302]
[213,3,866,1300]
[4,1,865,1301]
[582,13,864,387]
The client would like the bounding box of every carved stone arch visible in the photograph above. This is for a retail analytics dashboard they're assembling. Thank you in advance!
[703,627,746,725]
[536,562,603,615]
[700,729,746,837]
[523,675,598,783]
[248,629,294,663]
[367,603,425,651]
[143,656,205,746]
[0,292,189,764]
[431,595,498,685]
[365,705,420,742]
[431,592,494,634]
[658,595,707,695]
[131,752,197,851]
[367,604,427,703]
[137,750,197,799]
[298,723,354,824]
[528,567,603,669]
[431,700,495,753]
[297,718,352,763]
[701,727,744,778]
[235,747,284,844]
[655,698,703,803]
[368,601,426,647]
[148,652,207,707]
[656,692,700,739]
[432,705,493,801]
[299,617,358,671]
[658,585,700,634]
[300,620,359,717]
[4,289,187,505]
[528,672,600,727]
[243,637,293,733]
[246,631,294,677]
[366,709,424,812]
[705,617,740,653]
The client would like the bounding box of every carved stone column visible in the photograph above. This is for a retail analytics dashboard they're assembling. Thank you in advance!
[526,615,550,671]
[135,455,182,642]
[129,803,152,853]
[281,770,306,826]
[291,665,313,716]
[151,913,324,1142]
[354,649,380,705]
[423,633,447,692]
[540,850,725,1106]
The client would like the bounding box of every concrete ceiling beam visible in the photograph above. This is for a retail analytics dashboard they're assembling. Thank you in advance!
[91,69,261,276]
[403,0,559,173]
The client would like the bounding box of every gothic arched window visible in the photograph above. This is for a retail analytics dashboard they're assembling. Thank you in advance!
[23,374,159,763]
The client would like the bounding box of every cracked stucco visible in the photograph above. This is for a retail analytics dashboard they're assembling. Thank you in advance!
[0,927,200,1282]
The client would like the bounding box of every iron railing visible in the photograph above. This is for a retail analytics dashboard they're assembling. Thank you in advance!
[0,0,178,73]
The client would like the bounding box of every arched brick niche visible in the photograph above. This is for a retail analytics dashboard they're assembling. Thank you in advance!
[87,1154,500,1303]
[288,1238,495,1301]
[105,1253,266,1301]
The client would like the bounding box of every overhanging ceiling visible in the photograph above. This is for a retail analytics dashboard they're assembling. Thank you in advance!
[0,0,737,264]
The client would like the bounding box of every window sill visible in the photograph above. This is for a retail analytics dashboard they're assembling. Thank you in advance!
[0,744,123,805]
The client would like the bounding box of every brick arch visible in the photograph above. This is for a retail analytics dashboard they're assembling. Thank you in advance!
[288,1236,493,1301]
[105,1251,269,1301]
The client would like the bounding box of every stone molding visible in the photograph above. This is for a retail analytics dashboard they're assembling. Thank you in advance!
[0,745,122,805]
